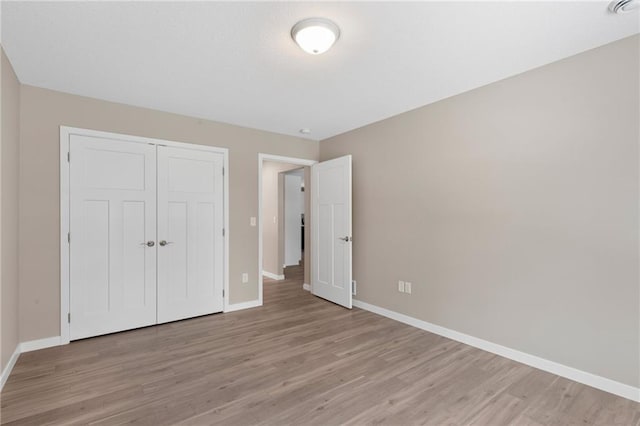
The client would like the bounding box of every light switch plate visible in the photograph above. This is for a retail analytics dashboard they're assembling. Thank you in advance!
[250,217,256,227]
[242,273,249,283]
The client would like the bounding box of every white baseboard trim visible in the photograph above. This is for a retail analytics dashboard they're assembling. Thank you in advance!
[225,299,262,313]
[353,299,640,403]
[1,336,63,391]
[263,271,285,280]
[21,336,62,353]
[302,283,311,291]
[0,344,21,390]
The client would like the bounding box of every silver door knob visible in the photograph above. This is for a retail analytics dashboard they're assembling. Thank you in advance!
[159,240,173,246]
[338,236,352,242]
[141,241,155,247]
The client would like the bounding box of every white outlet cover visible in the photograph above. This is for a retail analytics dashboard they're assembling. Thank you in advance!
[250,217,256,227]
[242,273,249,283]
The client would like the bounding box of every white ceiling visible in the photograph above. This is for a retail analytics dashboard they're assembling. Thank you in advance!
[2,1,638,140]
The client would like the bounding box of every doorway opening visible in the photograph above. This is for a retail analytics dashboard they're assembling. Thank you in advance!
[262,164,307,284]
[258,154,316,304]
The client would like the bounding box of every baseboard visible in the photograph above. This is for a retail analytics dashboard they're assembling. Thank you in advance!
[0,344,21,391]
[225,299,262,313]
[21,336,62,353]
[302,283,311,291]
[263,271,285,280]
[353,299,640,403]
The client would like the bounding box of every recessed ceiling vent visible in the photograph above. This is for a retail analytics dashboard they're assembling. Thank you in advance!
[609,0,639,13]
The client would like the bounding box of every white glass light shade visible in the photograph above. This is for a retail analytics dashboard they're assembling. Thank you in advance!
[291,18,340,55]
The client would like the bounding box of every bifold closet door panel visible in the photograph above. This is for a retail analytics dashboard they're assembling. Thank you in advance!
[156,146,225,323]
[69,135,157,340]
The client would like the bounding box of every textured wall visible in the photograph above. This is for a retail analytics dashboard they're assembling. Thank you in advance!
[1,47,21,371]
[321,35,640,387]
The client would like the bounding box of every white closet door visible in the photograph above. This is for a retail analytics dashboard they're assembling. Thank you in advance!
[157,146,224,323]
[69,135,157,340]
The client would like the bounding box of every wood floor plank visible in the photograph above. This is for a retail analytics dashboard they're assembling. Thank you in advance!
[1,264,639,425]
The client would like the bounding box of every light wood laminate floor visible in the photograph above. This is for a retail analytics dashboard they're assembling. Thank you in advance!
[2,265,639,425]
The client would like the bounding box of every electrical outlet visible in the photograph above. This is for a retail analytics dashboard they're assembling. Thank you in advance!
[242,273,249,283]
[398,280,405,292]
[405,282,412,294]
[250,217,256,227]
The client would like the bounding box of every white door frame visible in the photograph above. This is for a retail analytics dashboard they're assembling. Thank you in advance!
[258,154,316,304]
[60,126,229,345]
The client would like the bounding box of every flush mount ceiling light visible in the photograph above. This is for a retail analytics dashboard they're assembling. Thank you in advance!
[609,0,639,13]
[291,18,340,55]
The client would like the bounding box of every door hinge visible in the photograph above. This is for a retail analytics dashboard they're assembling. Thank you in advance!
[223,289,225,297]
[222,228,225,237]
[222,167,225,176]
[67,152,70,162]
[68,232,71,243]
[68,313,71,323]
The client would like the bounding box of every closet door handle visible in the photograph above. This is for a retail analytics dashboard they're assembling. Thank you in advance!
[141,241,155,247]
[159,240,173,247]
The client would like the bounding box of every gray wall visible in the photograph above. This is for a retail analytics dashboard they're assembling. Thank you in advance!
[320,35,640,387]
[1,47,20,371]
[19,85,318,342]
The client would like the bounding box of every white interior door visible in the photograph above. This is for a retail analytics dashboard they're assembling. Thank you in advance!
[311,155,352,308]
[69,135,157,340]
[157,146,224,323]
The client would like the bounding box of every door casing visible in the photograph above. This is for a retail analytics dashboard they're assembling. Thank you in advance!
[60,126,229,345]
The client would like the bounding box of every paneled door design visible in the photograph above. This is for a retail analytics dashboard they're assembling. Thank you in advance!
[311,155,353,308]
[69,135,157,340]
[66,129,227,342]
[156,146,225,323]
